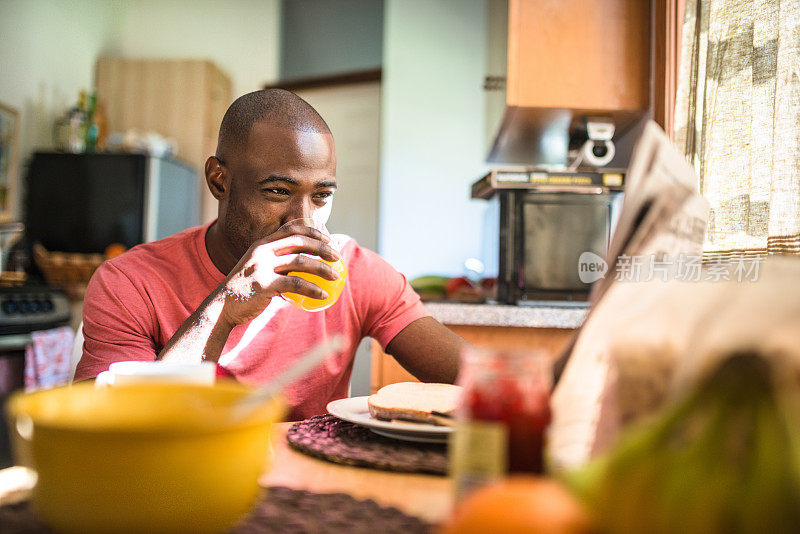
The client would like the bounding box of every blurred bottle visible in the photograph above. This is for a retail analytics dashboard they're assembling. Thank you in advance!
[67,90,88,153]
[449,347,552,500]
[93,101,108,151]
[52,114,71,152]
[84,90,98,152]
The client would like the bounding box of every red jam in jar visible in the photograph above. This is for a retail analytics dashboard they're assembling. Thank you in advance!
[450,348,552,497]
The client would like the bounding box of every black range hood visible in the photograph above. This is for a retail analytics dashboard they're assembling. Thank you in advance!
[487,106,650,170]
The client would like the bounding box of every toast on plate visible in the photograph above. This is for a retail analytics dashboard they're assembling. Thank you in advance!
[367,382,462,425]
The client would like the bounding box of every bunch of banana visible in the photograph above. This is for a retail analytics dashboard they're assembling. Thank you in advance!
[409,275,450,298]
[574,352,800,534]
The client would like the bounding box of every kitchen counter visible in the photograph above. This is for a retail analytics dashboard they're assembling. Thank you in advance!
[372,301,586,392]
[422,301,588,329]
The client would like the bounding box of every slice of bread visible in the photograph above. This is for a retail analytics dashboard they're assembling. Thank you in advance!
[368,382,462,425]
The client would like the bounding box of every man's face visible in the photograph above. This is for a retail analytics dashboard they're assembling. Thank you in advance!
[216,121,337,259]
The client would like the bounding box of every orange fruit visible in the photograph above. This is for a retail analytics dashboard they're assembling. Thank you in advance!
[440,476,595,534]
[104,243,127,259]
[282,257,347,312]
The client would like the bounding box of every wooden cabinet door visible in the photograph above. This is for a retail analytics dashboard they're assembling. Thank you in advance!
[95,59,231,224]
[506,0,650,111]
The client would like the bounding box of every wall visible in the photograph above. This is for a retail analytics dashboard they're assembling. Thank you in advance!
[0,0,282,220]
[280,0,383,80]
[2,0,493,278]
[295,83,381,251]
[379,0,493,279]
[0,0,119,216]
[296,82,383,398]
[110,0,281,100]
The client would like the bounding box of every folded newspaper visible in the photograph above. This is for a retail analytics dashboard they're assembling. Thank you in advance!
[549,120,710,468]
[549,121,800,469]
[588,120,709,303]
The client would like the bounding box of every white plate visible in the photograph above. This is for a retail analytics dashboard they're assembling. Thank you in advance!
[326,396,451,443]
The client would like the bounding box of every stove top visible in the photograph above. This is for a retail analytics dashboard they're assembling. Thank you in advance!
[0,284,71,334]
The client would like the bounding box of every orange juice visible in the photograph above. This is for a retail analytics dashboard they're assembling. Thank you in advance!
[282,257,347,312]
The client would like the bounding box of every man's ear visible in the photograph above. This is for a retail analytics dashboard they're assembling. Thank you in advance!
[205,156,226,200]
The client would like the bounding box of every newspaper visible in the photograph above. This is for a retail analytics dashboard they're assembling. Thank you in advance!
[554,121,709,380]
[549,121,712,468]
[549,121,800,470]
[589,120,709,303]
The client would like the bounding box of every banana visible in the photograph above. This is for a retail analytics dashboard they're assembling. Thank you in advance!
[409,275,450,295]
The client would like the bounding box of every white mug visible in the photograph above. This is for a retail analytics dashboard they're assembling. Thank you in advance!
[95,361,216,387]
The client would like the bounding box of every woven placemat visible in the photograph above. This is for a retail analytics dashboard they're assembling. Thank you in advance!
[0,486,432,534]
[286,414,448,475]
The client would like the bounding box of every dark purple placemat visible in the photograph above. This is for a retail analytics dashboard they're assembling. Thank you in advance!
[0,486,433,534]
[230,486,432,533]
[0,500,48,534]
[286,414,448,475]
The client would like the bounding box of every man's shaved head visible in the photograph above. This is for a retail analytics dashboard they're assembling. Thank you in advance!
[205,88,337,272]
[216,88,331,158]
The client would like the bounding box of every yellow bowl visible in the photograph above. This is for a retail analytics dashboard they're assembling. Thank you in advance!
[5,381,284,534]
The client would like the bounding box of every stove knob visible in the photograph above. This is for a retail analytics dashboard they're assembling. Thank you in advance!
[31,300,43,313]
[42,299,54,312]
[19,300,32,314]
[2,300,18,315]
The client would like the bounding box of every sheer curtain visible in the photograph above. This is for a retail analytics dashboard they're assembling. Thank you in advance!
[674,0,800,259]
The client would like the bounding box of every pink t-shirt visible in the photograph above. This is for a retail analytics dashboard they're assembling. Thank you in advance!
[75,222,430,420]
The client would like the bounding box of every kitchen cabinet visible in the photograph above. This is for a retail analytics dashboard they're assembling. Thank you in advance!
[505,0,650,111]
[371,324,576,393]
[95,59,232,223]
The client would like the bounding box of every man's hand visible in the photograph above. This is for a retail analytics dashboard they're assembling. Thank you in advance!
[158,221,340,364]
[218,221,342,327]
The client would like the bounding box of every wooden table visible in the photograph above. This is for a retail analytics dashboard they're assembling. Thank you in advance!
[264,423,454,524]
[0,422,455,525]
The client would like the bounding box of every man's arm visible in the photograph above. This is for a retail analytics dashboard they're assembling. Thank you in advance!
[155,289,233,364]
[383,316,467,384]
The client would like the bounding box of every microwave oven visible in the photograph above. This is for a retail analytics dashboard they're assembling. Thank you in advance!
[497,190,622,303]
[473,169,624,304]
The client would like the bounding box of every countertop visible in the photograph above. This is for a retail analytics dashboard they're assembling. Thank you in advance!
[422,301,588,329]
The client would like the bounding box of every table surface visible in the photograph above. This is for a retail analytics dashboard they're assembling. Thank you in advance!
[264,423,454,524]
[0,422,455,526]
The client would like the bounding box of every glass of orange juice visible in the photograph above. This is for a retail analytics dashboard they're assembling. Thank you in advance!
[280,218,347,312]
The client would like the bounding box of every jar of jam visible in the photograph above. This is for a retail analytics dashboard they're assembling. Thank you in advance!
[449,347,552,498]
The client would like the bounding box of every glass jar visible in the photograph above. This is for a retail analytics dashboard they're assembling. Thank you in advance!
[52,114,72,152]
[449,347,552,498]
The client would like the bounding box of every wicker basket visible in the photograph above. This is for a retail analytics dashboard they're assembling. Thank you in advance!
[33,243,105,300]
